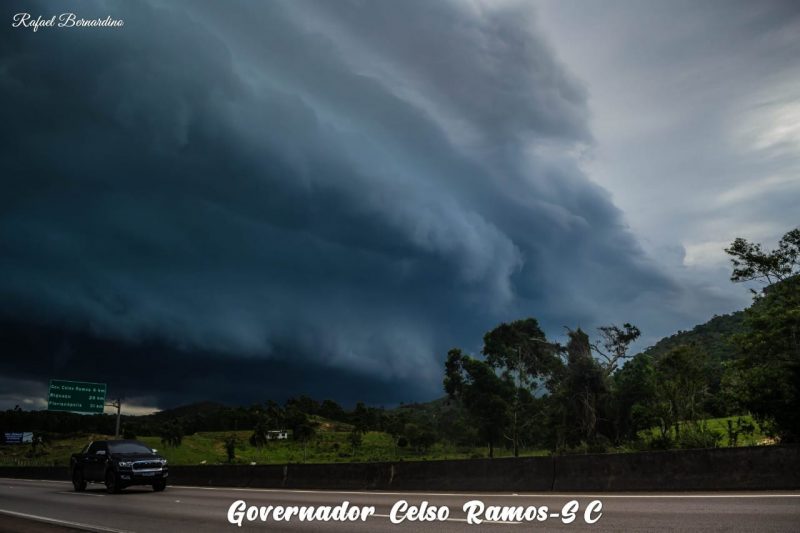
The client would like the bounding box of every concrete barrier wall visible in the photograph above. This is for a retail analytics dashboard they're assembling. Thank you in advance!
[285,462,390,490]
[2,446,798,492]
[0,466,68,481]
[552,445,800,491]
[387,456,554,491]
[172,464,286,488]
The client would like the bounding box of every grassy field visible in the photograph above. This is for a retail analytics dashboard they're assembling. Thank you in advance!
[0,429,549,467]
[0,415,772,467]
[637,415,769,447]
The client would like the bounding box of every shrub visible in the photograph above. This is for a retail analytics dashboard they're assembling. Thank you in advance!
[677,423,722,449]
[647,434,674,450]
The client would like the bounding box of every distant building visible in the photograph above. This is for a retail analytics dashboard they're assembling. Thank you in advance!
[266,430,288,440]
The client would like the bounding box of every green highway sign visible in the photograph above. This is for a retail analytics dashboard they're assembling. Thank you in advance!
[47,380,107,413]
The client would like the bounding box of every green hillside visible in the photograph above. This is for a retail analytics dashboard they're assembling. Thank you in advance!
[640,311,744,362]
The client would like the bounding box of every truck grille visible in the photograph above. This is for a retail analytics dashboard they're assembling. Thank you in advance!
[133,460,162,470]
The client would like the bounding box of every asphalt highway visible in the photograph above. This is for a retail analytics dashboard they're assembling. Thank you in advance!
[1,478,798,532]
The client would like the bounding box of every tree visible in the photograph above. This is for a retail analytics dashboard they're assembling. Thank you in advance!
[249,419,269,448]
[159,420,184,448]
[294,422,317,462]
[444,348,466,397]
[593,323,641,376]
[263,400,285,430]
[725,417,756,448]
[552,328,608,449]
[350,402,373,433]
[725,228,799,285]
[610,353,657,443]
[731,275,800,442]
[481,318,561,456]
[383,411,411,458]
[652,344,709,441]
[402,422,437,454]
[348,428,363,457]
[724,229,800,441]
[249,400,285,450]
[285,396,319,417]
[482,318,562,384]
[26,433,46,458]
[224,434,237,463]
[444,348,513,458]
[318,399,346,421]
[284,402,318,462]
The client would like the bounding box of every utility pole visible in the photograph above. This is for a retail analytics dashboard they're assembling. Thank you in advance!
[106,398,122,438]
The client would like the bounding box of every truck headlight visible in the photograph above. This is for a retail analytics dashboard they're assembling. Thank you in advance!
[118,461,133,468]
[161,459,168,466]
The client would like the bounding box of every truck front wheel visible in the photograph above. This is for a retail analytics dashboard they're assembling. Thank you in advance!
[105,470,121,494]
[72,469,86,492]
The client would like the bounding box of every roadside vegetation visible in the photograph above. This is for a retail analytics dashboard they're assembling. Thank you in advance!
[0,414,769,467]
[1,228,797,465]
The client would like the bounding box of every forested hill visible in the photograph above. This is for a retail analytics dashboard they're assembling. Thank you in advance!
[639,311,745,363]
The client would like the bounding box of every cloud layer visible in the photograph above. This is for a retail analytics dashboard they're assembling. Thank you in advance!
[1,0,695,407]
[535,0,800,288]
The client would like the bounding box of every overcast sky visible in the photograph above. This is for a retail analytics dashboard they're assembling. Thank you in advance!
[2,0,798,412]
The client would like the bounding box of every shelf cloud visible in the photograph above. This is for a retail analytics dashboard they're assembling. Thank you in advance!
[0,0,756,407]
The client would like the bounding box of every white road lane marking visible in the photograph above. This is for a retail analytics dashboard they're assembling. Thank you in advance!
[172,485,800,499]
[3,477,800,499]
[0,509,133,533]
[57,490,105,497]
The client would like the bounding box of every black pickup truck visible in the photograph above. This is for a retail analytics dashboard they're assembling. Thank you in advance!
[70,439,168,493]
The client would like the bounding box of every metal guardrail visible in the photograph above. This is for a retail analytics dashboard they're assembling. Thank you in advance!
[0,459,65,467]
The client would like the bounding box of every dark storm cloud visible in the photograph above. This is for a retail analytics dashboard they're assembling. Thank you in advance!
[1,0,674,407]
[0,320,427,408]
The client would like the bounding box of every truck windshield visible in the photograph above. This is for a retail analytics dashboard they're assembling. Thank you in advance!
[107,441,153,454]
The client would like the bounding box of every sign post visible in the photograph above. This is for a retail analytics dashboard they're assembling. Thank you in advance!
[47,379,122,438]
[106,398,122,438]
[47,380,107,413]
